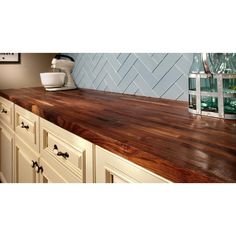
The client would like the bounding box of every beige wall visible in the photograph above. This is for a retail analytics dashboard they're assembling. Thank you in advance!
[0,53,56,90]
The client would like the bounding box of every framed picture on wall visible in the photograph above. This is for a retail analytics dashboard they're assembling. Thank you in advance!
[0,53,21,63]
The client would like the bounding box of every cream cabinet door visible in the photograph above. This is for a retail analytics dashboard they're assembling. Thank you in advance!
[96,146,171,183]
[14,136,39,183]
[0,123,14,183]
[39,154,83,183]
[39,158,66,183]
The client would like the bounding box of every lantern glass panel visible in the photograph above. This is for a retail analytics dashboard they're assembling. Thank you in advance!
[223,79,236,94]
[224,97,236,114]
[189,94,196,110]
[200,78,217,92]
[201,96,218,112]
[189,78,196,91]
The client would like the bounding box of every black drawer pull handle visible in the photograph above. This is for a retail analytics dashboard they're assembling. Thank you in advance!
[53,144,69,159]
[57,151,69,159]
[32,160,38,168]
[21,122,29,130]
[1,108,7,114]
[36,166,43,174]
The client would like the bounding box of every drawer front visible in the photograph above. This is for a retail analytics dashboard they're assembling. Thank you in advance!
[15,105,39,153]
[0,97,14,129]
[40,118,89,182]
[47,132,85,176]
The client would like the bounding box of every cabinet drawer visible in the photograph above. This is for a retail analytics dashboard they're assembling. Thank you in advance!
[46,132,85,177]
[0,97,14,129]
[15,105,39,153]
[40,118,90,182]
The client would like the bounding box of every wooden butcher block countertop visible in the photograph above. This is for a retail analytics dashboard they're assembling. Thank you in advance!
[0,87,236,183]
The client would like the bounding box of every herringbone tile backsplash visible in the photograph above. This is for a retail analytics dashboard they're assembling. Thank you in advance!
[66,53,193,101]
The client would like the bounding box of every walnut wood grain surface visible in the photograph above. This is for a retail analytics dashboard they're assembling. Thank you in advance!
[1,87,236,182]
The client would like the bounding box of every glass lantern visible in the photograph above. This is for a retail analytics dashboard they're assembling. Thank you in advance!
[188,53,236,119]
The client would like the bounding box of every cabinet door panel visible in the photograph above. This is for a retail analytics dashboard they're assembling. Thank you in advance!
[39,158,68,183]
[15,137,38,183]
[0,125,14,183]
[16,149,36,183]
[39,154,82,183]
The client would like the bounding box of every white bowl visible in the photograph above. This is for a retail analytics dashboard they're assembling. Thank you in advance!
[40,72,65,88]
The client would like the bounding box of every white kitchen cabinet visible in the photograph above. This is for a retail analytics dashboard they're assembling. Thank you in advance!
[0,97,14,183]
[0,123,14,183]
[15,133,79,183]
[96,146,171,183]
[0,96,170,184]
[12,105,95,183]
